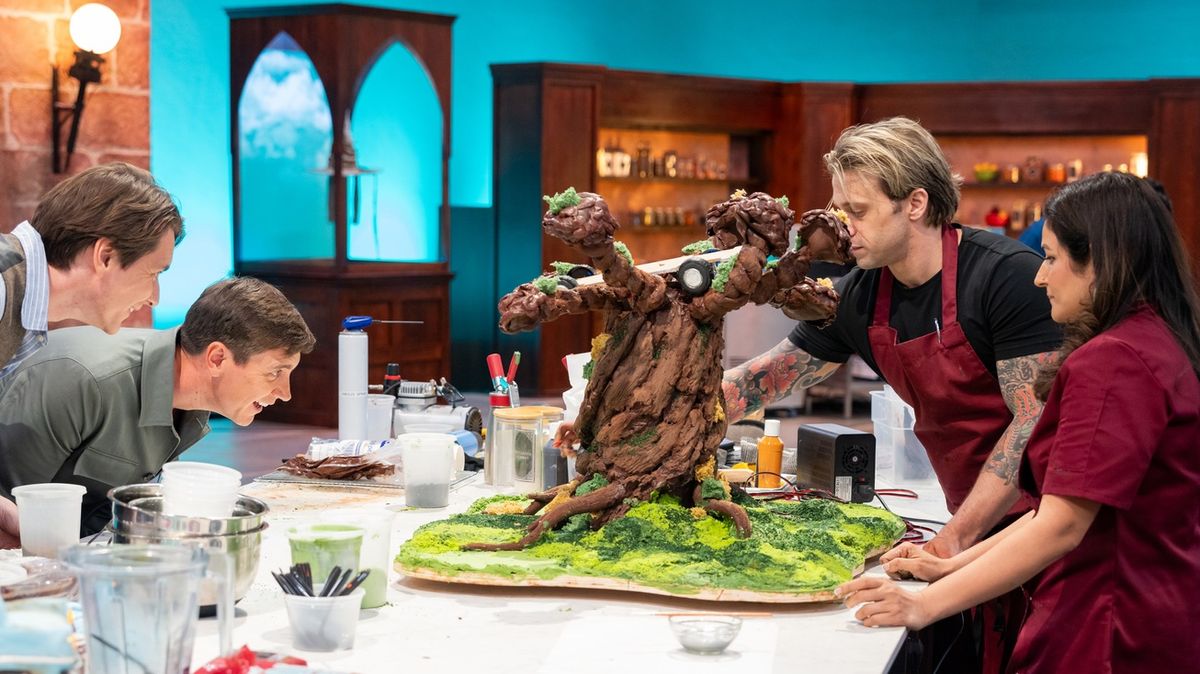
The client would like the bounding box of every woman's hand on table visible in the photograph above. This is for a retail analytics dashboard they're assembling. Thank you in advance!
[835,576,934,630]
[881,542,956,582]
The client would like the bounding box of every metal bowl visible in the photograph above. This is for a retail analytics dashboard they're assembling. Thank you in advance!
[107,483,268,605]
[109,483,267,536]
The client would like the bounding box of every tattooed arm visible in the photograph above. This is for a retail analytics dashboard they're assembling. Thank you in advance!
[923,351,1056,558]
[721,338,842,424]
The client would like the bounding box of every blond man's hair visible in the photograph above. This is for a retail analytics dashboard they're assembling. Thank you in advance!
[823,117,962,227]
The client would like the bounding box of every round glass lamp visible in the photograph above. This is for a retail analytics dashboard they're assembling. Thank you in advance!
[69,3,122,54]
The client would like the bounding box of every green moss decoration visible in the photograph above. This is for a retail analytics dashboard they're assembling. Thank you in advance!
[765,258,780,271]
[700,477,727,501]
[627,428,657,448]
[543,187,581,214]
[776,195,790,208]
[613,241,634,266]
[550,261,576,275]
[681,239,714,255]
[531,275,559,295]
[575,473,610,497]
[396,494,906,596]
[581,359,594,380]
[711,256,737,293]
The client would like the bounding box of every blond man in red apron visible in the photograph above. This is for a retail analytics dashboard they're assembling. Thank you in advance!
[724,117,1061,673]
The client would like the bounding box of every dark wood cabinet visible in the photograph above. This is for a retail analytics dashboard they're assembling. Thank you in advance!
[229,5,455,426]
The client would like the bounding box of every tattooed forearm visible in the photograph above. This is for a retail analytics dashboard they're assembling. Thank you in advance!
[985,351,1057,483]
[721,338,841,423]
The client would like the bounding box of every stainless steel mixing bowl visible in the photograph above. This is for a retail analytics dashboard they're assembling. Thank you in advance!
[107,483,268,605]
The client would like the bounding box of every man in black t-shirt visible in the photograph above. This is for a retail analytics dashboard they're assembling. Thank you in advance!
[790,226,1058,381]
[723,118,1061,560]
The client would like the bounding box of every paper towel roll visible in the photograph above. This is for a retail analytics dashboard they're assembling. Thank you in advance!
[338,329,368,440]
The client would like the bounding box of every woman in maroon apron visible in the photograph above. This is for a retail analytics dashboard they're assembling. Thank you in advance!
[837,172,1200,674]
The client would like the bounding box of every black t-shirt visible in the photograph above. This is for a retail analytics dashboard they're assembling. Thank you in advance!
[789,226,1062,379]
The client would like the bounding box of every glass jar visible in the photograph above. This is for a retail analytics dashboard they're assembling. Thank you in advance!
[491,406,564,491]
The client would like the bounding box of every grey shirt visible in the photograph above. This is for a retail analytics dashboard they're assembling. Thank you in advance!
[0,327,210,535]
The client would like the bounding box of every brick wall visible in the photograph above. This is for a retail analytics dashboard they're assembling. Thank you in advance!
[1,0,149,227]
[1,0,151,325]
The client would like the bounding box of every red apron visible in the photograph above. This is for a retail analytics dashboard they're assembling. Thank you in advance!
[867,225,1027,674]
[867,225,1013,514]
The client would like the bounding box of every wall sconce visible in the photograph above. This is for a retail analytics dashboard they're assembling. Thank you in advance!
[51,3,122,173]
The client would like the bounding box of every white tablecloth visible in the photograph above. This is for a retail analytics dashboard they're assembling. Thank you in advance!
[191,475,950,673]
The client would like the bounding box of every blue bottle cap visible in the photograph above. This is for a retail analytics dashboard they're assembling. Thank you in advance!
[343,315,373,330]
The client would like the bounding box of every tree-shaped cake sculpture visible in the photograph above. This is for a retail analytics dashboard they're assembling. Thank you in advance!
[467,189,851,551]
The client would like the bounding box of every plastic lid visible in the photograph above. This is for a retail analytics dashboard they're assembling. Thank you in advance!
[493,405,564,421]
[342,315,373,330]
[763,419,781,437]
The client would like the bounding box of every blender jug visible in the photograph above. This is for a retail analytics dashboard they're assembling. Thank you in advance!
[64,544,233,673]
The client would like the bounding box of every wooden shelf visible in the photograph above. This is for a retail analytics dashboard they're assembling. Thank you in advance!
[962,181,1068,190]
[598,175,759,186]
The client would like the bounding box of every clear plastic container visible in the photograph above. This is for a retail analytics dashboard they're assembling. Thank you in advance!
[396,432,457,507]
[11,483,85,558]
[160,462,242,518]
[320,508,394,608]
[283,587,364,651]
[287,523,364,588]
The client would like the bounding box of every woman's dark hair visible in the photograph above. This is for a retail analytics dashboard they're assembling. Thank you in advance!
[1034,172,1200,399]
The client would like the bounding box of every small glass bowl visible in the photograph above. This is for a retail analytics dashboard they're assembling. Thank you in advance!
[668,615,742,655]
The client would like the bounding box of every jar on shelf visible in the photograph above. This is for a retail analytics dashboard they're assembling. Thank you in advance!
[636,143,651,178]
[1004,164,1021,184]
[1022,157,1045,183]
[1066,159,1083,183]
[1046,163,1066,184]
[611,144,631,178]
[664,150,678,178]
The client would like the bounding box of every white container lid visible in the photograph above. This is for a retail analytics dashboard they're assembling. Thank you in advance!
[763,419,781,437]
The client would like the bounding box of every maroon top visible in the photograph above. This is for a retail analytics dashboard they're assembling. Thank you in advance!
[1012,305,1200,674]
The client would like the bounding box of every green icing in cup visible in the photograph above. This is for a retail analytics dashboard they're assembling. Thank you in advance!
[287,523,364,589]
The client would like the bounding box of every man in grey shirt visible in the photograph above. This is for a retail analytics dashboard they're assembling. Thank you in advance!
[0,277,315,535]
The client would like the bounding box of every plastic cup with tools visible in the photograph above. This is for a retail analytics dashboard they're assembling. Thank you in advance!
[320,509,395,608]
[396,432,456,508]
[160,462,242,518]
[283,585,364,651]
[287,523,364,588]
[11,483,86,558]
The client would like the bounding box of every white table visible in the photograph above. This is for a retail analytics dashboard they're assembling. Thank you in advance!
[191,475,950,673]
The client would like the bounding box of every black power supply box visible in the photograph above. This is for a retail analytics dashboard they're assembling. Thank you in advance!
[795,423,875,502]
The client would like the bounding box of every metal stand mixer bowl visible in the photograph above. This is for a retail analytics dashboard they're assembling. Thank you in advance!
[107,483,268,607]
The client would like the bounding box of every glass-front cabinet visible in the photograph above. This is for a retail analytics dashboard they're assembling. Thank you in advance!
[229,5,454,425]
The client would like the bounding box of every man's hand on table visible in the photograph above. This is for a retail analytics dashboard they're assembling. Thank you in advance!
[0,497,20,549]
[920,529,965,559]
[881,542,956,582]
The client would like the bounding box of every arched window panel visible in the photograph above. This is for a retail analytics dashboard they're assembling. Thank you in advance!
[347,41,443,263]
[236,32,334,262]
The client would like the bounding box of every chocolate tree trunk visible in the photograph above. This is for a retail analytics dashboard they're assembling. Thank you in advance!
[574,300,727,526]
